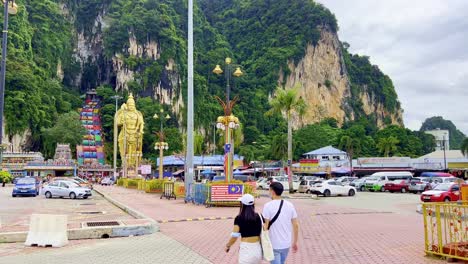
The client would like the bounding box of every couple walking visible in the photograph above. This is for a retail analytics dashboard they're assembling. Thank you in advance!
[225,182,299,264]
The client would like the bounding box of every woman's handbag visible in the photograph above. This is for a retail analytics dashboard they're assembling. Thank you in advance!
[259,215,274,261]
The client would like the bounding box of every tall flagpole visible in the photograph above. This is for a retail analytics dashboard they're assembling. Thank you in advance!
[185,0,194,200]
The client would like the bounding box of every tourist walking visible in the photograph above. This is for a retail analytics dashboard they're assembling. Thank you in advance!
[263,182,299,264]
[225,194,263,264]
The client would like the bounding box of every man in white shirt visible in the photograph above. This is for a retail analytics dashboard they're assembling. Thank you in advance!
[262,182,299,264]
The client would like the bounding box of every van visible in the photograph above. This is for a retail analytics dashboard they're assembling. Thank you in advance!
[365,171,413,192]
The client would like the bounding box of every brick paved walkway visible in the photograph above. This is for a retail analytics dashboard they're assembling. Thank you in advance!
[94,186,444,264]
[0,233,210,264]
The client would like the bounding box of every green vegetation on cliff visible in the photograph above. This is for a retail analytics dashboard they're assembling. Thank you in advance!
[3,0,412,161]
[342,44,401,119]
[2,0,80,151]
[420,116,466,150]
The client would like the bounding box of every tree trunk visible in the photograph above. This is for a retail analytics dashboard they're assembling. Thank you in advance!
[287,112,294,193]
[2,182,5,187]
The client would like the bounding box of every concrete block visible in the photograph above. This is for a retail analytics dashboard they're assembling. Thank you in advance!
[25,214,68,247]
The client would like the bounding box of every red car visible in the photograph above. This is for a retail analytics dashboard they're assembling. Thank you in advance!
[384,180,410,193]
[420,183,460,202]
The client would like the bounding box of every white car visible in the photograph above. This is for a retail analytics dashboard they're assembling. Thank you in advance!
[271,176,300,191]
[335,176,358,185]
[101,177,115,186]
[430,177,458,189]
[256,178,269,190]
[311,180,356,197]
[42,180,92,199]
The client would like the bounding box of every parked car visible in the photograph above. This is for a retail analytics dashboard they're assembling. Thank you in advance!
[256,178,269,190]
[420,183,460,202]
[300,176,318,181]
[335,176,358,185]
[270,176,300,191]
[12,177,40,197]
[408,177,432,194]
[71,177,93,189]
[52,177,93,189]
[430,177,459,189]
[42,180,92,199]
[364,171,413,192]
[350,176,371,192]
[384,180,410,193]
[100,177,115,186]
[298,180,315,193]
[310,180,356,197]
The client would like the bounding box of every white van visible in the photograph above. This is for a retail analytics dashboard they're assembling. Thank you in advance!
[364,171,413,192]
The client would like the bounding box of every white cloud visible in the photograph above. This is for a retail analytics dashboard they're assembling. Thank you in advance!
[318,0,468,135]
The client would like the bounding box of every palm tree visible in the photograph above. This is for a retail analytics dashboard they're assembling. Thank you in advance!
[267,85,307,193]
[339,135,361,174]
[270,134,287,160]
[377,136,400,157]
[194,132,204,155]
[461,138,468,157]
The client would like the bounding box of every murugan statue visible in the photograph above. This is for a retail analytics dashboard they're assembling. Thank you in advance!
[116,94,144,169]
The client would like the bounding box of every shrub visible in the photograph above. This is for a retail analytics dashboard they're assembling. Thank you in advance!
[145,179,166,193]
[117,178,125,186]
[127,179,139,188]
[0,171,12,184]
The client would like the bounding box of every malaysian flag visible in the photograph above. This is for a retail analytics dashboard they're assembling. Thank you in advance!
[211,184,244,201]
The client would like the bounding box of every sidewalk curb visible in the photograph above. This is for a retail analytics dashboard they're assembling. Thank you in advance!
[93,187,159,230]
[0,223,156,243]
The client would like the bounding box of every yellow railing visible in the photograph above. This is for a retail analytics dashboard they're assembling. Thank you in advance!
[422,202,468,261]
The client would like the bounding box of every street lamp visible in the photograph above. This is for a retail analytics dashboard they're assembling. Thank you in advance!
[154,110,170,179]
[213,57,243,182]
[443,132,448,171]
[0,0,18,163]
[111,95,122,178]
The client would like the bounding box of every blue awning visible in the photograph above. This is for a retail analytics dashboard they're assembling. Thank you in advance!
[201,170,216,175]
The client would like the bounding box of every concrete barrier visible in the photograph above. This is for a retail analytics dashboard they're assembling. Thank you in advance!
[0,221,156,243]
[25,214,68,247]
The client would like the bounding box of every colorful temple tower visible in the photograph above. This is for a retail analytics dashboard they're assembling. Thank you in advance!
[76,90,105,165]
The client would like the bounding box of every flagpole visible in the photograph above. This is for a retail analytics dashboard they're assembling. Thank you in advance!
[185,0,194,201]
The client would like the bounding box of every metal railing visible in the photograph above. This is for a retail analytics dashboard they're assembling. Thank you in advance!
[423,202,468,261]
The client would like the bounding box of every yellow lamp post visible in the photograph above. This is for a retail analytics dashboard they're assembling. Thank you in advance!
[154,110,170,179]
[213,58,243,182]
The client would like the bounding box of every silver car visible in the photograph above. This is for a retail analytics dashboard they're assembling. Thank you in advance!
[408,177,431,193]
[42,180,91,199]
[350,176,371,191]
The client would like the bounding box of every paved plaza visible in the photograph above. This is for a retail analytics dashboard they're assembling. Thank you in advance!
[0,232,210,264]
[0,186,134,233]
[0,185,446,263]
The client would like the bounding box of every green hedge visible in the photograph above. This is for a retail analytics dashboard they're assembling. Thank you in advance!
[127,179,139,188]
[117,178,125,186]
[144,179,167,193]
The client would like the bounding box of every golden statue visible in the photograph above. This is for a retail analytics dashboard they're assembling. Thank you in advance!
[116,94,144,170]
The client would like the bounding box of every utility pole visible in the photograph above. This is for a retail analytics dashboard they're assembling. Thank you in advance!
[185,0,194,201]
[111,95,122,178]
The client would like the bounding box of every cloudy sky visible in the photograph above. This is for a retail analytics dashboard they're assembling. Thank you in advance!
[318,0,468,135]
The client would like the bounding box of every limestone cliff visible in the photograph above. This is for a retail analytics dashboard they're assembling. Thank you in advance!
[67,4,184,121]
[282,29,403,128]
